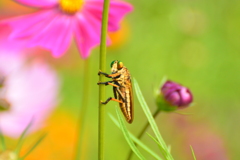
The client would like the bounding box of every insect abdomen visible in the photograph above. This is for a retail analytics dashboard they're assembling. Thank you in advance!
[119,86,133,123]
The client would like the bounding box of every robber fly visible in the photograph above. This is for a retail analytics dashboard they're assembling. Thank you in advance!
[97,60,134,123]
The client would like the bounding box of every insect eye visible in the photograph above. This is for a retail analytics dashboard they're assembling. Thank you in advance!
[110,60,116,68]
[117,61,123,69]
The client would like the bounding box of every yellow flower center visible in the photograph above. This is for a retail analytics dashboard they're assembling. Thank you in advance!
[59,0,84,14]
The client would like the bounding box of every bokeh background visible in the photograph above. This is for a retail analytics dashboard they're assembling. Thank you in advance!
[0,0,240,159]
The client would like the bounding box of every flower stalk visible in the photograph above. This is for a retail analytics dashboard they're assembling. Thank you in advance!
[99,0,110,159]
[126,109,160,160]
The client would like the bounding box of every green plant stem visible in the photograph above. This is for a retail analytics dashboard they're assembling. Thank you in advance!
[99,0,110,159]
[74,59,90,160]
[190,146,197,160]
[20,134,47,160]
[126,109,160,160]
[15,119,33,155]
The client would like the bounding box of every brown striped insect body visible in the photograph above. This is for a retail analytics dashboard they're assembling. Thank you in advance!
[98,60,134,123]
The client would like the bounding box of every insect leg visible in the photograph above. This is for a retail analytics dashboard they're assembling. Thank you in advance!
[115,88,126,103]
[101,97,124,104]
[99,82,126,102]
[98,81,126,103]
[113,87,117,99]
[98,70,109,77]
[98,70,120,78]
[97,81,119,87]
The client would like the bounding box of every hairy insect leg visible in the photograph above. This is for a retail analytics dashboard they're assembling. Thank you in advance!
[98,70,109,76]
[97,81,119,87]
[113,87,117,99]
[98,70,120,78]
[115,88,126,102]
[101,97,123,104]
[98,82,126,102]
[98,81,126,103]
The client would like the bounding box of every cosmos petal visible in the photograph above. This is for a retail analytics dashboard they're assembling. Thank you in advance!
[13,0,58,8]
[0,24,27,53]
[2,9,58,40]
[179,88,193,106]
[85,0,133,31]
[2,9,73,57]
[0,56,59,138]
[74,15,101,58]
[108,1,133,31]
[28,15,73,57]
[0,53,25,76]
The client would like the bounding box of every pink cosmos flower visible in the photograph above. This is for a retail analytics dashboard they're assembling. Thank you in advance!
[0,24,28,53]
[0,51,59,138]
[1,0,133,58]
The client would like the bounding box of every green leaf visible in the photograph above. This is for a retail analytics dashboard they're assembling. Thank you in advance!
[133,78,174,160]
[15,119,33,155]
[20,133,47,160]
[147,133,162,149]
[109,113,162,160]
[190,146,197,160]
[0,127,6,150]
[147,133,171,153]
[115,107,146,160]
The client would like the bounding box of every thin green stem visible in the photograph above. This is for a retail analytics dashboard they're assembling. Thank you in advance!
[15,119,33,155]
[20,134,47,160]
[126,109,160,160]
[74,59,90,160]
[99,0,110,159]
[190,146,197,160]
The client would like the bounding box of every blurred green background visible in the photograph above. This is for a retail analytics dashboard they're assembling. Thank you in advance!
[1,0,240,159]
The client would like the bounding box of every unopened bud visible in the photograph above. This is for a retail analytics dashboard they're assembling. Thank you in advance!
[156,80,193,111]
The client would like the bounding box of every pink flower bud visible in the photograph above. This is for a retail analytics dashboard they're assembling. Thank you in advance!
[161,81,193,108]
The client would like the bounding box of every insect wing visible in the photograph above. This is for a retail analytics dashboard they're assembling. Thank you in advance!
[118,76,133,124]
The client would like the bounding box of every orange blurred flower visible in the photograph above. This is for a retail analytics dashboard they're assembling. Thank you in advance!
[21,111,81,160]
[108,20,130,49]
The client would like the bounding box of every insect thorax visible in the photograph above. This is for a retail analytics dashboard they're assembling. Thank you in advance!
[112,67,130,87]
